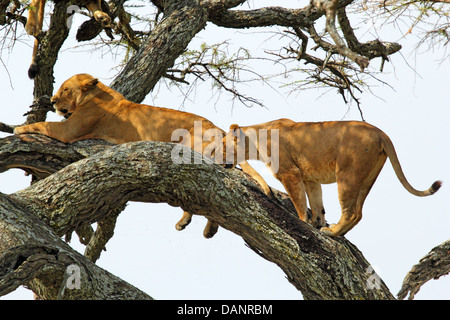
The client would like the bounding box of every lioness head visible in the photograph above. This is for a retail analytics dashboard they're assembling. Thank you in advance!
[221,124,247,167]
[51,74,99,118]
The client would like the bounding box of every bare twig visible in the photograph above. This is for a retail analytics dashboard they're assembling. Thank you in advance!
[0,122,17,134]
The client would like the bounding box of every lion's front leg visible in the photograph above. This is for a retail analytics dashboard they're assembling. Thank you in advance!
[14,122,71,143]
[14,122,50,136]
[175,211,192,231]
[203,220,218,239]
[304,181,326,228]
[175,211,219,239]
[276,168,309,224]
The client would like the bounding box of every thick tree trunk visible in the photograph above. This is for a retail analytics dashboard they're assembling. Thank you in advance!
[0,134,395,299]
[110,0,209,102]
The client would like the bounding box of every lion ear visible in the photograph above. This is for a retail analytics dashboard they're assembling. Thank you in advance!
[229,124,242,142]
[81,77,99,92]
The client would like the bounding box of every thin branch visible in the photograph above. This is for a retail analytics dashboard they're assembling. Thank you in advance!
[200,62,265,108]
[165,41,271,108]
[0,122,17,134]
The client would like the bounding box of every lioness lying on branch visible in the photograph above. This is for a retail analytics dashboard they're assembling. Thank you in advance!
[14,73,271,238]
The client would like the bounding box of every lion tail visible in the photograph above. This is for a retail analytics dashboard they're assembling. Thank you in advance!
[28,62,38,79]
[28,38,39,79]
[380,132,442,197]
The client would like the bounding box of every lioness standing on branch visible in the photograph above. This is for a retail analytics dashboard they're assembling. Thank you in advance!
[14,73,271,238]
[223,120,442,237]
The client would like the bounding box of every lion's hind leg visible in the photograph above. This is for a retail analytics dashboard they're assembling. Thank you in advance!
[320,191,361,237]
[321,182,377,236]
[85,0,111,27]
[175,211,219,239]
[27,0,45,78]
[321,158,385,236]
[175,211,192,231]
[25,0,43,36]
[203,220,219,239]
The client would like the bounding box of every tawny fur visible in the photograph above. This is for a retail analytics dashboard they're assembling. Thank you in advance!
[223,119,442,236]
[25,0,111,78]
[14,73,271,238]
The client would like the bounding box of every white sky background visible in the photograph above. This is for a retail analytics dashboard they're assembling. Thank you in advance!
[0,0,449,300]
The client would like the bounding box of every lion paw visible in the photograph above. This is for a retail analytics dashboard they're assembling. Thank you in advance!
[13,126,24,135]
[93,11,111,27]
[320,224,337,236]
[320,227,333,236]
[25,20,39,36]
[175,219,191,231]
[203,224,218,239]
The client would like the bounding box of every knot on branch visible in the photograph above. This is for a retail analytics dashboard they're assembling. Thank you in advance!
[0,244,66,296]
[24,95,55,125]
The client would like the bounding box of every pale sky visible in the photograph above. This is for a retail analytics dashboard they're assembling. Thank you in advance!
[1,0,449,300]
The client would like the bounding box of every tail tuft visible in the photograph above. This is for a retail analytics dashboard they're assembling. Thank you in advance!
[430,180,442,195]
[28,63,38,79]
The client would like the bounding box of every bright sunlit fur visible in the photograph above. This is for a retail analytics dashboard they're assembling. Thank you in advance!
[224,120,442,236]
[14,73,271,238]
[25,0,111,78]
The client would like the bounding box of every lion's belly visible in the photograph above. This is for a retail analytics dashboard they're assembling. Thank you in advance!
[296,159,337,184]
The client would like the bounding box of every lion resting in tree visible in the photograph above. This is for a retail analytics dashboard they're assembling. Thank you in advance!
[25,0,111,78]
[223,119,442,237]
[14,73,271,238]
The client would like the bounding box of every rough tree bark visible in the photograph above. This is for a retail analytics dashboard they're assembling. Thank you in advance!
[110,0,210,102]
[397,239,450,300]
[0,193,153,299]
[0,134,395,299]
[110,0,401,103]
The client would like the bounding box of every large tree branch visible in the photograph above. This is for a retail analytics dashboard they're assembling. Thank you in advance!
[0,191,152,299]
[108,0,401,105]
[207,0,401,64]
[110,0,209,102]
[208,6,320,29]
[397,239,450,300]
[337,7,401,61]
[0,134,112,179]
[0,134,395,299]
